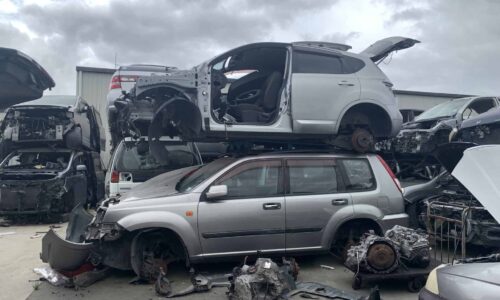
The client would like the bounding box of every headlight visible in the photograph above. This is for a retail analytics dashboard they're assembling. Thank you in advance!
[424,264,446,295]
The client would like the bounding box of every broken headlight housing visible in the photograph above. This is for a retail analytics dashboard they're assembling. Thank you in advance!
[98,222,125,241]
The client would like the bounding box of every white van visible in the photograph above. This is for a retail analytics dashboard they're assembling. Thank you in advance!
[105,137,201,197]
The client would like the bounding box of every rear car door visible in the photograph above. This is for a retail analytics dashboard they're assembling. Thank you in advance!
[197,159,285,256]
[290,48,361,134]
[284,158,353,251]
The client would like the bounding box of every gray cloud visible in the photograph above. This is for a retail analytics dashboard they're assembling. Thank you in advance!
[1,0,500,97]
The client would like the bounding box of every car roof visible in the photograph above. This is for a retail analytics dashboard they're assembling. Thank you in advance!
[241,152,373,160]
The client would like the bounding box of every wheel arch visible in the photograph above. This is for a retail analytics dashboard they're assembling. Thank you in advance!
[336,101,393,137]
[327,217,384,248]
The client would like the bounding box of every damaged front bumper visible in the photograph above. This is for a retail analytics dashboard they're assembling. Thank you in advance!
[41,229,94,271]
[390,129,450,155]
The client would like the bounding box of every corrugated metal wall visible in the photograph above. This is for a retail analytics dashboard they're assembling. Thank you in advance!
[76,67,114,165]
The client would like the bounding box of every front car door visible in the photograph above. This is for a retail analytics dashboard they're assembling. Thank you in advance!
[290,47,361,134]
[197,159,285,257]
[284,157,353,252]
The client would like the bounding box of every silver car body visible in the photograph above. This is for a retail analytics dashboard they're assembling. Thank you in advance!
[96,153,406,262]
[117,37,418,146]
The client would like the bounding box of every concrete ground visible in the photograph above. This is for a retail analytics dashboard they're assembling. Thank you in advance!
[1,222,418,300]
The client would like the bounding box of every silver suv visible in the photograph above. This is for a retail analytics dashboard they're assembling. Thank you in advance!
[42,152,408,279]
[113,37,419,152]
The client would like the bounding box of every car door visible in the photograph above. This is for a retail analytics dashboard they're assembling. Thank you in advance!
[290,48,361,134]
[284,158,353,251]
[197,159,285,256]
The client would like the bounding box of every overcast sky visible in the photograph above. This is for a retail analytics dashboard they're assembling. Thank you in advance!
[1,0,499,96]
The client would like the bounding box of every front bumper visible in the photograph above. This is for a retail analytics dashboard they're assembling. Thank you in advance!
[41,229,94,271]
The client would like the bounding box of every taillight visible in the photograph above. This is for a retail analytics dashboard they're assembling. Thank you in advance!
[109,75,137,90]
[110,170,119,183]
[376,155,402,193]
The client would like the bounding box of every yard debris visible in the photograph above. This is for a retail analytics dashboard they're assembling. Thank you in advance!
[345,226,430,274]
[287,282,381,300]
[34,266,70,287]
[227,257,298,300]
[320,264,336,270]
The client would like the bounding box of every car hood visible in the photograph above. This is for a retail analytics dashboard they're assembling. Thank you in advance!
[451,145,500,224]
[439,262,500,285]
[401,116,455,130]
[0,47,55,109]
[359,36,420,63]
[460,107,500,129]
[116,165,200,202]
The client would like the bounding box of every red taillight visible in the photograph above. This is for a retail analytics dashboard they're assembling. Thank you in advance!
[111,170,119,183]
[109,75,137,90]
[376,155,402,193]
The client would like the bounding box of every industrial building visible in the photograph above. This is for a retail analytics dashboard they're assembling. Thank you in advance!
[75,66,472,163]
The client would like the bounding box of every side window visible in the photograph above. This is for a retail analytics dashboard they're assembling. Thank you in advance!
[463,98,496,120]
[287,159,338,195]
[215,160,281,199]
[293,51,342,74]
[340,159,375,192]
[341,56,365,74]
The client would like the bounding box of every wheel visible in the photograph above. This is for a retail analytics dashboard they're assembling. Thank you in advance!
[352,276,362,290]
[351,128,374,153]
[407,277,425,293]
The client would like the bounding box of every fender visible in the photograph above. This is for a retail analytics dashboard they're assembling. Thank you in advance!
[320,205,355,248]
[117,211,201,257]
[322,205,384,248]
[334,99,391,133]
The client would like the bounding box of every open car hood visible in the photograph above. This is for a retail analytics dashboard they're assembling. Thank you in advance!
[0,47,55,109]
[359,36,420,63]
[451,145,500,224]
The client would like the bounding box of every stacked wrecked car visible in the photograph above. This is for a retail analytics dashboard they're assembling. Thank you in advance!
[0,47,106,219]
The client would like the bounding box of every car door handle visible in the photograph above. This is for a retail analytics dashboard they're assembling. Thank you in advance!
[331,199,348,206]
[263,203,281,210]
[338,81,355,86]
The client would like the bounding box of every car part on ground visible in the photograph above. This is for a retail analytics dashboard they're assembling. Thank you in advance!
[40,229,94,271]
[288,282,381,300]
[345,226,430,274]
[155,270,231,298]
[0,47,55,110]
[378,96,499,179]
[110,38,418,153]
[227,257,298,300]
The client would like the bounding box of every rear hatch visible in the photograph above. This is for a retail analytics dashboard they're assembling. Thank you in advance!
[360,37,420,63]
[0,47,55,109]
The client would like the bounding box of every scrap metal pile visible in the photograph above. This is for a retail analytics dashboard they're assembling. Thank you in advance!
[345,225,430,274]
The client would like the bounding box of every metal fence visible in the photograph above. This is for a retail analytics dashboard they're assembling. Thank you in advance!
[426,201,469,263]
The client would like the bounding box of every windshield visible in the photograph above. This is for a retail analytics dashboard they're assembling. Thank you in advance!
[176,157,236,192]
[415,98,470,121]
[115,141,198,172]
[2,151,71,170]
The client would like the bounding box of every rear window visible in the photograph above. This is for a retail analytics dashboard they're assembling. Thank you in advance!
[293,51,365,74]
[339,159,375,191]
[115,141,198,172]
[287,159,338,195]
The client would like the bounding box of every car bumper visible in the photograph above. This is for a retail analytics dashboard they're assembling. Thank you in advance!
[40,229,94,271]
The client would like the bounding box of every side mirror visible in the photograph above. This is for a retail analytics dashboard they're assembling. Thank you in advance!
[206,185,227,200]
[76,164,87,172]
